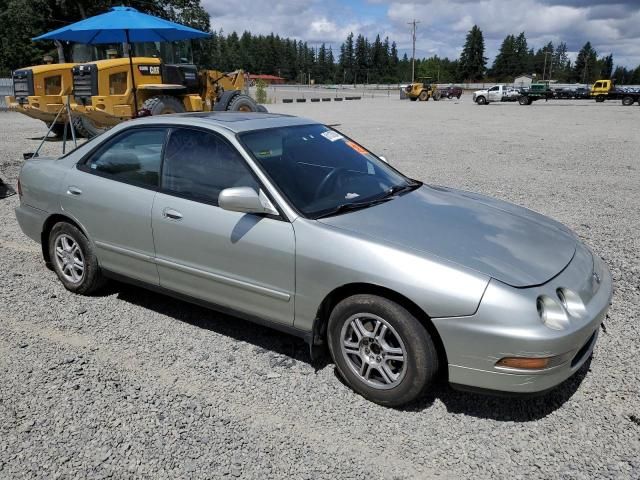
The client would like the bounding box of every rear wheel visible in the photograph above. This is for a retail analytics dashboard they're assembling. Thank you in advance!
[48,222,105,295]
[622,96,634,106]
[418,91,429,101]
[142,95,186,115]
[409,97,418,102]
[227,94,261,112]
[327,294,439,407]
[476,96,487,105]
[433,91,441,101]
[518,96,530,105]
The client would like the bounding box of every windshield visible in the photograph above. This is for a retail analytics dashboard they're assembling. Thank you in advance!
[240,124,414,218]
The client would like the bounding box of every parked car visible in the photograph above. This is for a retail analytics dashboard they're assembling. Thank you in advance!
[15,113,612,407]
[438,86,462,99]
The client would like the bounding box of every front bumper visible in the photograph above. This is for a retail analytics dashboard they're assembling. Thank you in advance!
[432,244,612,393]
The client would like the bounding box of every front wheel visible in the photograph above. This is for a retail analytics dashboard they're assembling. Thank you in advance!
[475,96,486,105]
[48,222,105,295]
[327,294,439,407]
[418,91,429,101]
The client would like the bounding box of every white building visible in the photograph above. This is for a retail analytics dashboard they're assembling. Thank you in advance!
[514,75,533,87]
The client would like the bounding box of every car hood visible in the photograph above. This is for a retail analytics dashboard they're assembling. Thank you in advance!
[318,185,577,287]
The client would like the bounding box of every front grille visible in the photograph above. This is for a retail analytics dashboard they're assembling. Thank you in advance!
[72,64,98,105]
[13,69,34,104]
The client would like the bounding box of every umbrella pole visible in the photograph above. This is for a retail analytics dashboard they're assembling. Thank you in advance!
[126,30,139,118]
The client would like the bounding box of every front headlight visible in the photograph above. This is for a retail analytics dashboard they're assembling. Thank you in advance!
[537,295,570,330]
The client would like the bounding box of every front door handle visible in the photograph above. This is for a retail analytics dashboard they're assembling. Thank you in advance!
[67,186,82,196]
[163,208,183,220]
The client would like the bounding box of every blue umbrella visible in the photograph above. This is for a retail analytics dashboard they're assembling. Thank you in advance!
[33,6,210,115]
[33,6,210,44]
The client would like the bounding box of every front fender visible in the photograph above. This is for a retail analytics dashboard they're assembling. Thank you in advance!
[292,218,490,333]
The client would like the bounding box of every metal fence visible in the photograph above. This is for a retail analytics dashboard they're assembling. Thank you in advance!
[0,78,12,110]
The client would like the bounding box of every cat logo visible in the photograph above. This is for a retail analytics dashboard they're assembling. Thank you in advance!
[138,65,161,76]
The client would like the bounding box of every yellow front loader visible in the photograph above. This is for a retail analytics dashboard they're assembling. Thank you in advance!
[5,63,77,136]
[404,77,441,102]
[71,56,263,137]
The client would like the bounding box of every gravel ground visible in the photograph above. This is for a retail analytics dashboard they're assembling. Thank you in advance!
[0,98,639,479]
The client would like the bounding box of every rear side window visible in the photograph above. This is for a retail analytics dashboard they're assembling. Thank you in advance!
[85,128,167,187]
[161,128,258,204]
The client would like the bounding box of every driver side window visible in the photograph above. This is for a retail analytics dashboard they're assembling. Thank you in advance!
[161,128,258,205]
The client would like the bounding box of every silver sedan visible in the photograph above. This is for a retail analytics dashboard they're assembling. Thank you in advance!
[15,112,612,407]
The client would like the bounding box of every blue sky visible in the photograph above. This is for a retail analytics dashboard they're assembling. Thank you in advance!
[202,0,640,67]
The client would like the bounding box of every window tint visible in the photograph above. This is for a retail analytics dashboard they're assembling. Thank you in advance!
[87,128,166,187]
[162,128,258,204]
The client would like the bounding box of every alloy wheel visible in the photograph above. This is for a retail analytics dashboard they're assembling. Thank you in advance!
[54,234,85,284]
[340,313,407,390]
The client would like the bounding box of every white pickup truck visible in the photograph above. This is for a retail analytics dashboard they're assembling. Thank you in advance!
[472,85,520,104]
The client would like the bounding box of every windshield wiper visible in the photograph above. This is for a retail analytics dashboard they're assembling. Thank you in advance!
[379,180,422,199]
[315,197,393,219]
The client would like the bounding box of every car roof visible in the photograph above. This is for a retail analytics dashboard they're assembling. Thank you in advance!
[125,111,319,133]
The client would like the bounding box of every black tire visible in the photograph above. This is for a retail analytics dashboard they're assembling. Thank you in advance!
[457,94,461,99]
[141,95,186,115]
[48,222,106,295]
[257,104,268,113]
[227,94,260,112]
[476,96,487,105]
[418,91,428,101]
[327,294,439,407]
[46,122,66,137]
[518,96,530,105]
[433,91,441,101]
[595,95,605,103]
[621,96,634,106]
[409,97,417,102]
[447,93,452,99]
[72,116,109,139]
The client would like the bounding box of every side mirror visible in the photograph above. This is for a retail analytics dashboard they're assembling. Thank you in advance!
[379,155,388,163]
[219,187,278,216]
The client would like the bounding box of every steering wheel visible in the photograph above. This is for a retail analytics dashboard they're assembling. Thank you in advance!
[314,167,346,200]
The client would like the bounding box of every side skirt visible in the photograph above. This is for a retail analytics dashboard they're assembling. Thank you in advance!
[102,269,312,346]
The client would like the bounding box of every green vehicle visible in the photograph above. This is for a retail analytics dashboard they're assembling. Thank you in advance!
[518,82,554,105]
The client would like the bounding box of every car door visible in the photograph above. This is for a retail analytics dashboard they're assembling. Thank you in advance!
[60,127,167,285]
[151,127,295,326]
[488,86,501,102]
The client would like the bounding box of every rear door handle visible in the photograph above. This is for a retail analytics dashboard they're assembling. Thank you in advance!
[67,186,82,196]
[163,208,183,220]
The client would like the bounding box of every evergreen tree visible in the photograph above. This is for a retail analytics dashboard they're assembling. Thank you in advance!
[491,34,516,79]
[458,25,486,81]
[574,41,598,83]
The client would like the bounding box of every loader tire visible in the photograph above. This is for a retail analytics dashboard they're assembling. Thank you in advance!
[142,96,186,115]
[72,116,108,139]
[46,122,67,138]
[433,91,441,101]
[418,91,428,101]
[227,94,261,112]
[257,104,269,113]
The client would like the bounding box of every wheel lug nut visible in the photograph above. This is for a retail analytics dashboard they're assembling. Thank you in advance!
[376,356,382,362]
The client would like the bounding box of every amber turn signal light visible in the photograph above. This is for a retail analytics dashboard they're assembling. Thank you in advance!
[496,357,551,370]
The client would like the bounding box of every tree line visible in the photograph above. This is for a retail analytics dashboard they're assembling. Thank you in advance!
[2,0,640,85]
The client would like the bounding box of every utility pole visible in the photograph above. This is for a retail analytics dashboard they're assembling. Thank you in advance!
[542,51,550,81]
[408,19,420,83]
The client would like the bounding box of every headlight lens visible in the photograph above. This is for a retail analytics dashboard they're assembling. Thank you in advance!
[537,295,570,330]
[556,288,586,316]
